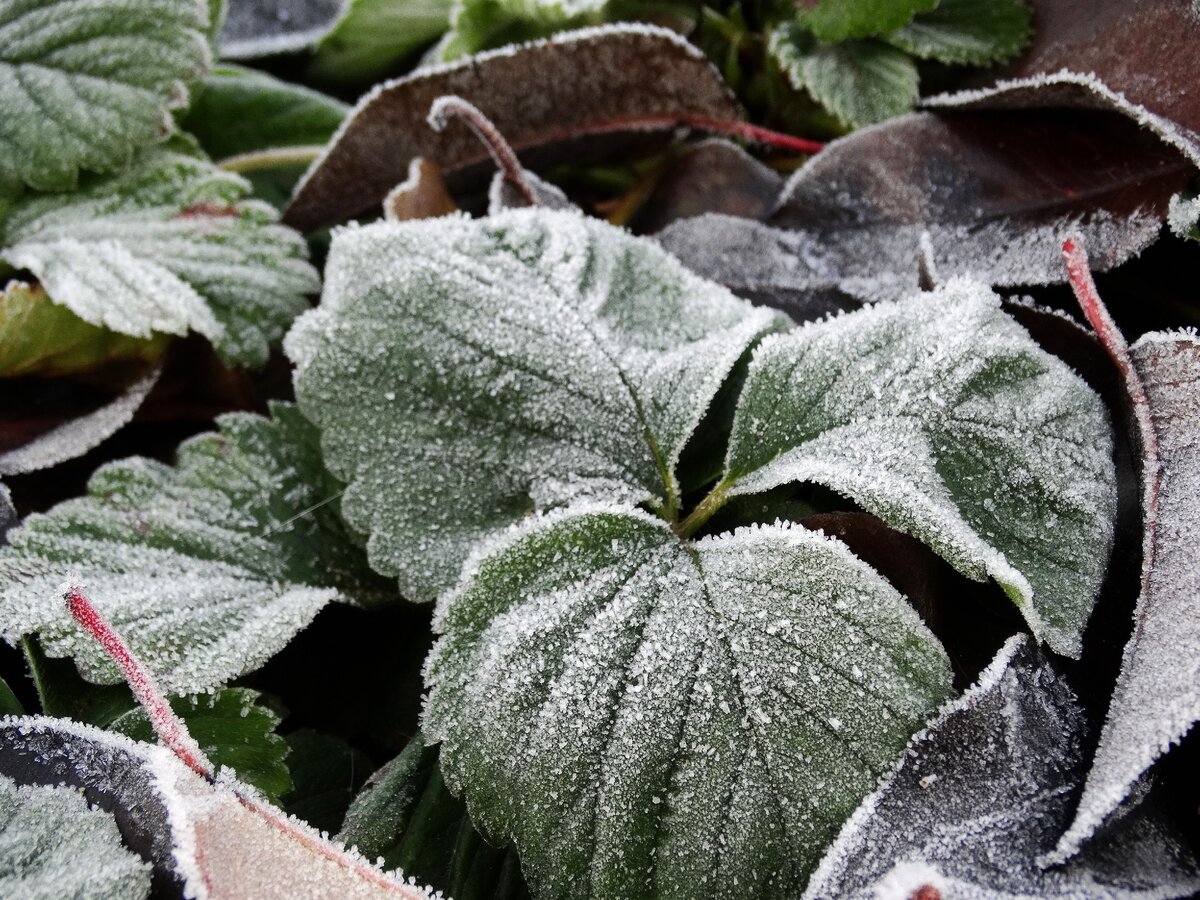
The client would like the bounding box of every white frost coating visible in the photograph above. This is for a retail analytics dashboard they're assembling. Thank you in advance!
[0,771,151,899]
[287,207,782,601]
[219,0,348,58]
[924,68,1200,168]
[424,504,953,898]
[0,407,388,693]
[0,483,14,541]
[0,365,161,476]
[1167,192,1200,239]
[0,0,210,192]
[1049,335,1200,862]
[0,716,436,899]
[724,279,1116,657]
[802,636,1200,900]
[0,146,320,368]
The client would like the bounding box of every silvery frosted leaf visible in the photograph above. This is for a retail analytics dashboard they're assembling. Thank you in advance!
[803,636,1200,900]
[0,484,13,544]
[722,280,1116,657]
[219,0,344,58]
[0,404,393,693]
[0,771,151,899]
[0,365,160,476]
[0,0,209,192]
[1051,332,1200,861]
[0,716,436,898]
[287,208,782,600]
[0,145,320,368]
[423,503,953,899]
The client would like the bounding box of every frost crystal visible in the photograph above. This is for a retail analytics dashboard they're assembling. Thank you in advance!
[723,279,1116,657]
[424,503,952,898]
[288,208,782,600]
[220,0,345,58]
[0,771,151,899]
[0,404,392,694]
[803,636,1200,899]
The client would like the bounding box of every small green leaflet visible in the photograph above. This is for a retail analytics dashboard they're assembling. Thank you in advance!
[0,773,151,899]
[790,0,935,41]
[424,505,953,898]
[109,687,292,802]
[770,26,919,128]
[887,0,1031,66]
[437,0,606,61]
[310,0,454,83]
[287,209,783,600]
[0,145,319,368]
[0,0,209,193]
[721,281,1116,657]
[0,404,394,694]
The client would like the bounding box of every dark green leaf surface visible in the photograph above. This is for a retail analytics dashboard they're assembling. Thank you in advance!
[888,0,1031,65]
[791,0,936,41]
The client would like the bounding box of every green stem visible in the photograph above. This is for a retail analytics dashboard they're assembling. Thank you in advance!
[218,145,325,174]
[675,480,733,540]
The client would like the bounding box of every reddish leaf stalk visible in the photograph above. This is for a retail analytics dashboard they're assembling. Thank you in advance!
[429,96,538,206]
[64,586,214,779]
[526,115,825,155]
[1061,235,1161,589]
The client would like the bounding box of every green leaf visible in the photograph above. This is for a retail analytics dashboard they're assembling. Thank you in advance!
[437,0,605,61]
[0,0,209,192]
[287,209,783,600]
[0,674,21,717]
[0,403,394,694]
[887,0,1031,65]
[720,281,1116,657]
[771,26,919,128]
[179,65,348,162]
[0,773,151,899]
[109,687,292,802]
[309,0,454,84]
[22,636,134,726]
[280,729,373,834]
[339,731,531,899]
[0,280,167,378]
[424,504,953,898]
[0,145,319,368]
[791,0,935,41]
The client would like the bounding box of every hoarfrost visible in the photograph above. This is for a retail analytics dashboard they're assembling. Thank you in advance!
[1050,333,1200,861]
[723,280,1117,657]
[803,636,1200,899]
[423,503,953,898]
[0,405,391,694]
[0,771,151,899]
[219,0,345,58]
[0,484,14,545]
[287,208,782,600]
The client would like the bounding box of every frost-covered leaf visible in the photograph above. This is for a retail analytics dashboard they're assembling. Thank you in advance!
[438,0,607,61]
[339,731,530,900]
[771,26,918,128]
[0,716,435,898]
[287,208,781,600]
[424,504,953,898]
[888,0,1030,66]
[0,281,167,378]
[0,145,319,368]
[0,365,160,477]
[721,281,1116,657]
[111,688,292,802]
[657,108,1188,313]
[309,0,453,84]
[0,483,13,544]
[0,0,209,192]
[0,403,393,694]
[219,0,344,57]
[1051,332,1200,861]
[803,636,1200,899]
[790,0,934,41]
[284,24,740,231]
[0,772,151,899]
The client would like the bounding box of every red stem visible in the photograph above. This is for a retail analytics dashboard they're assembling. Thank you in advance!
[429,96,538,206]
[64,586,213,780]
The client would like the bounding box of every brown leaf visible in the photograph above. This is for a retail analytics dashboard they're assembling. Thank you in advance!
[284,25,740,232]
[383,159,458,222]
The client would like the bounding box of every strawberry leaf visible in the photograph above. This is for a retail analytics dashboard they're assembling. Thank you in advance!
[309,0,454,85]
[887,0,1031,66]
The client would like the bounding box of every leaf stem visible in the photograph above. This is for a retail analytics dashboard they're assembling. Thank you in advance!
[218,145,325,174]
[428,96,538,206]
[675,480,732,539]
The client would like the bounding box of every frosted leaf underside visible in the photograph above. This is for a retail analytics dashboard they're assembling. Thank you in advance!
[0,404,391,694]
[0,772,151,899]
[288,208,781,600]
[0,0,209,192]
[724,280,1116,656]
[0,146,320,367]
[803,636,1200,899]
[423,505,953,899]
[1052,334,1200,861]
